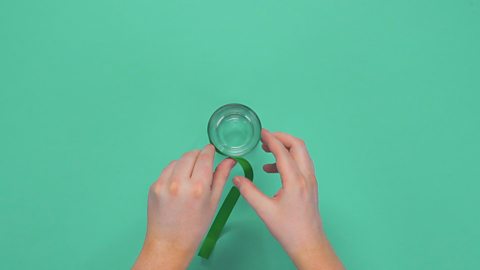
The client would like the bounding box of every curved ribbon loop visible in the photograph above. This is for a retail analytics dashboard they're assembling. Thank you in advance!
[198,157,253,259]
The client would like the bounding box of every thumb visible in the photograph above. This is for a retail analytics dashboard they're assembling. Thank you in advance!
[233,176,272,215]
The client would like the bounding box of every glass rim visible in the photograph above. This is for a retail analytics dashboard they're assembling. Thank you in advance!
[207,103,262,157]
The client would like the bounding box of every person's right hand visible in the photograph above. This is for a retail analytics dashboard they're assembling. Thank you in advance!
[232,129,344,270]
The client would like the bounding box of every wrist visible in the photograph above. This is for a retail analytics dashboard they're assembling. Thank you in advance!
[134,238,195,270]
[288,233,343,270]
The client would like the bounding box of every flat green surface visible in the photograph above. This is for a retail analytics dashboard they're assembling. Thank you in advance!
[1,1,479,269]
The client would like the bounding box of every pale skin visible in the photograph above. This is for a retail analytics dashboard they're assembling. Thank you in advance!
[133,129,344,270]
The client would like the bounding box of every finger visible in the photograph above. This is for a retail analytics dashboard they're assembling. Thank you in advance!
[172,150,201,180]
[263,163,278,173]
[191,144,215,184]
[156,160,177,183]
[262,143,271,152]
[151,160,177,193]
[261,129,300,186]
[233,176,272,217]
[271,132,315,178]
[211,158,237,204]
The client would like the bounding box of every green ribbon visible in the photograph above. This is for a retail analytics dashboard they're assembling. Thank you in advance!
[198,156,254,259]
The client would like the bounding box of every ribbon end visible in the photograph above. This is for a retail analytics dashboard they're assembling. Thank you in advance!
[198,238,215,259]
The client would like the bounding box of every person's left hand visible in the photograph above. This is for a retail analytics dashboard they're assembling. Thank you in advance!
[133,144,236,270]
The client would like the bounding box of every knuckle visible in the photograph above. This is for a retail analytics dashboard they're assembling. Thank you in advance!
[168,181,180,196]
[191,182,205,198]
[237,180,250,193]
[149,182,162,195]
[295,138,306,147]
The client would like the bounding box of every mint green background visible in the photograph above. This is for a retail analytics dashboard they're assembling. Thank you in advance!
[1,1,479,269]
